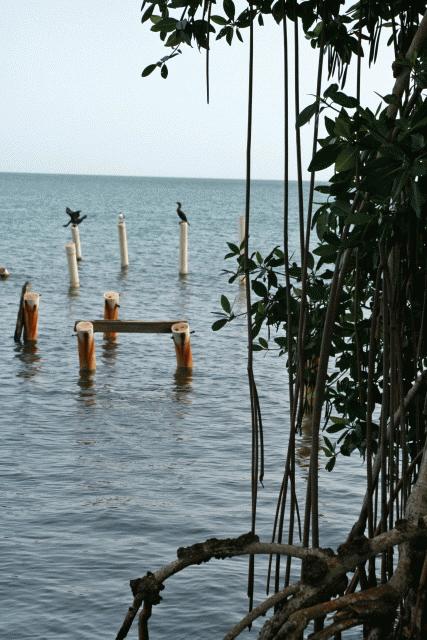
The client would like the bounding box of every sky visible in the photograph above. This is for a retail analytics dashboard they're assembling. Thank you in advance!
[0,1,395,180]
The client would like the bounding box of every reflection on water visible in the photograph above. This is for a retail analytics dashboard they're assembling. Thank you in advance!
[101,339,118,365]
[68,286,80,298]
[295,414,312,470]
[14,342,41,379]
[77,372,97,407]
[173,368,193,404]
[118,266,128,280]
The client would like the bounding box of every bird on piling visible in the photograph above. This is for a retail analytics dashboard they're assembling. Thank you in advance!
[176,202,190,225]
[63,207,87,227]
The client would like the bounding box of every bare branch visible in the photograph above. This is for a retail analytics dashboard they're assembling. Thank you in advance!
[223,584,300,640]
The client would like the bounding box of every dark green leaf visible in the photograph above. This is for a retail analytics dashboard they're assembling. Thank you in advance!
[326,457,336,472]
[226,242,240,254]
[223,0,235,20]
[296,100,318,127]
[221,295,231,313]
[313,244,338,258]
[335,146,356,172]
[161,64,168,79]
[308,143,341,172]
[326,423,346,433]
[141,4,155,24]
[151,18,178,33]
[211,15,227,25]
[142,63,158,77]
[333,91,358,108]
[252,279,268,298]
[212,318,228,331]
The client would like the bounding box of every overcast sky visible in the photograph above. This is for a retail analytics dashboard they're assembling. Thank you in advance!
[1,1,395,180]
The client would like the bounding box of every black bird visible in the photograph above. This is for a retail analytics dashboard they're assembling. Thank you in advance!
[176,202,190,225]
[63,207,87,227]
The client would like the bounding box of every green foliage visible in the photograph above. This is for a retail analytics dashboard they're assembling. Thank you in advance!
[141,0,427,471]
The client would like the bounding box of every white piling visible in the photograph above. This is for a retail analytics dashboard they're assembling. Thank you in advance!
[71,224,82,261]
[65,242,80,288]
[0,266,10,279]
[118,214,129,268]
[179,222,188,275]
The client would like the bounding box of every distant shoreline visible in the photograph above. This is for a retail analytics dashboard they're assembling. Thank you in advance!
[0,170,309,184]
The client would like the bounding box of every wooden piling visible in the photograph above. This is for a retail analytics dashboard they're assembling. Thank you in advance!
[118,214,129,268]
[23,292,40,342]
[15,281,31,342]
[65,242,80,288]
[0,266,10,279]
[71,224,82,261]
[179,222,188,275]
[103,291,120,339]
[171,321,193,369]
[76,321,96,372]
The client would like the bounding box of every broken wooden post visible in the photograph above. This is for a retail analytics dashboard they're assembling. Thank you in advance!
[71,224,82,261]
[65,242,80,288]
[76,321,96,372]
[23,292,40,342]
[179,222,188,275]
[0,266,10,279]
[103,291,120,340]
[15,281,31,342]
[171,321,193,369]
[118,214,129,269]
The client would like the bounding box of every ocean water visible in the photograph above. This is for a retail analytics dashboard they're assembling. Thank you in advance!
[0,172,366,639]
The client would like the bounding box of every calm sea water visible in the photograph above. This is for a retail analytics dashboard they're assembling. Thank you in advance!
[0,172,365,639]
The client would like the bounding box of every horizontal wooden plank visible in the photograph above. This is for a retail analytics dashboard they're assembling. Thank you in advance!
[74,320,186,334]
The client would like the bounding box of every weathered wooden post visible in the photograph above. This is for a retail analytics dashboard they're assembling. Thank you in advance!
[76,321,96,372]
[0,266,10,279]
[179,222,188,275]
[14,281,31,342]
[171,321,192,369]
[103,291,120,340]
[23,291,40,342]
[71,224,82,261]
[118,214,129,269]
[65,242,80,288]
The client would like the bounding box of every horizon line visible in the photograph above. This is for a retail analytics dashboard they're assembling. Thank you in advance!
[0,169,309,183]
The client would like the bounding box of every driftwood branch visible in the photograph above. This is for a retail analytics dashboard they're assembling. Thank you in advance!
[116,517,427,640]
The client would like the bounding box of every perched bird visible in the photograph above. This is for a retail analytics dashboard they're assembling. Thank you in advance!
[63,207,87,227]
[176,202,190,225]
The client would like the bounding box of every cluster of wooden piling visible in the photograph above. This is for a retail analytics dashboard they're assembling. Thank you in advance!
[5,210,255,378]
[13,283,193,374]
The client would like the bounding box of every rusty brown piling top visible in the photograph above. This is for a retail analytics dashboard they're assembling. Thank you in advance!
[73,320,187,334]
